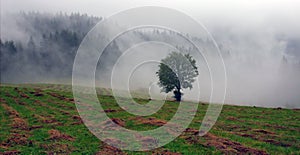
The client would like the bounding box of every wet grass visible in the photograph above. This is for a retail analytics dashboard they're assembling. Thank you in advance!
[0,84,299,154]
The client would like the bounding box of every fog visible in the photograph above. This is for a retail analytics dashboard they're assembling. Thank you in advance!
[1,0,300,108]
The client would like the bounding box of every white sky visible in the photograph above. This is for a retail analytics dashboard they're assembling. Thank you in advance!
[1,0,299,18]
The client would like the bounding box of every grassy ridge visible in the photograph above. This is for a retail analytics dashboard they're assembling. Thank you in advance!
[0,84,299,154]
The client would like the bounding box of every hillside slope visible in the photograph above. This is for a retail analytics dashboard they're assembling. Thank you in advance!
[0,84,299,154]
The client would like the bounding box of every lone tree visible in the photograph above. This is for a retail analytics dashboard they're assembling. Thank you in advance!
[156,52,198,101]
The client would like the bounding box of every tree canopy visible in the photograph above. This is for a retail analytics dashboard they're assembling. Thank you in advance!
[156,51,198,101]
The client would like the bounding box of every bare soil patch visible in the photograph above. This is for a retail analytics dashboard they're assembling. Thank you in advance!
[5,93,13,98]
[48,129,75,141]
[204,133,268,154]
[216,123,251,132]
[131,117,167,126]
[234,129,292,147]
[134,134,159,149]
[101,118,126,128]
[0,103,34,150]
[226,116,245,123]
[0,132,32,149]
[1,104,34,131]
[33,100,72,117]
[0,98,5,103]
[2,133,29,146]
[104,109,119,113]
[14,88,29,99]
[29,89,44,97]
[48,92,74,102]
[71,115,83,125]
[253,129,275,135]
[11,118,29,130]
[32,114,59,125]
[182,129,268,154]
[28,125,43,130]
[151,149,182,155]
[1,104,20,117]
[96,144,126,155]
[40,143,75,154]
[111,118,126,127]
[263,139,292,147]
[1,150,21,155]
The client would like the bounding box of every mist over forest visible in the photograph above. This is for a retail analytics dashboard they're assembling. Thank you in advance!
[1,12,300,108]
[0,12,101,82]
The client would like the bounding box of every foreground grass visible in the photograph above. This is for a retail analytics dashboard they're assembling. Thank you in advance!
[0,84,299,154]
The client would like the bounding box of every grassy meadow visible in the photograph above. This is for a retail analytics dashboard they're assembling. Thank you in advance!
[0,84,299,154]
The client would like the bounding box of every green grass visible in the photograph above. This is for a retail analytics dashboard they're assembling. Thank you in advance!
[0,84,299,154]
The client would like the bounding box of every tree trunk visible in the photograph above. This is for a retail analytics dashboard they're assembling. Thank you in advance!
[174,89,182,101]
